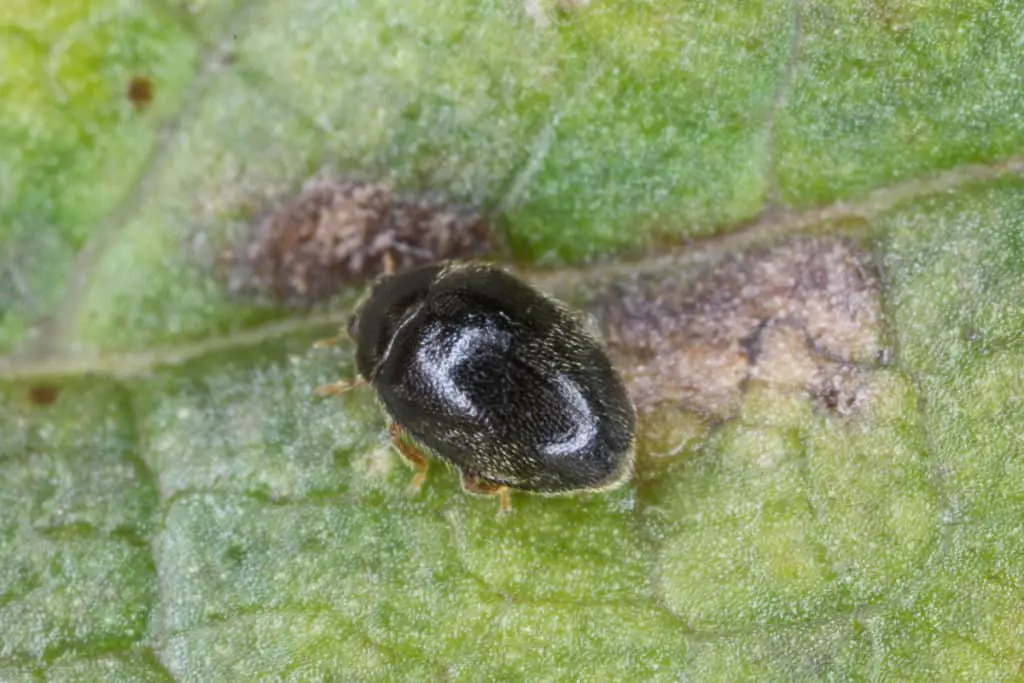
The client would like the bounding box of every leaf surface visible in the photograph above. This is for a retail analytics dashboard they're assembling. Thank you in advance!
[1,1,1023,679]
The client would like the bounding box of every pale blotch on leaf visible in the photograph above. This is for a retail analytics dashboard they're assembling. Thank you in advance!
[524,0,592,29]
[350,442,395,485]
[591,238,885,421]
[219,174,495,304]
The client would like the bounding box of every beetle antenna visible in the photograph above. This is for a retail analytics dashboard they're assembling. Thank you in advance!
[313,378,367,397]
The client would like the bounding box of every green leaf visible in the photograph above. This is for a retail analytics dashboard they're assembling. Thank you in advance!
[2,0,1023,679]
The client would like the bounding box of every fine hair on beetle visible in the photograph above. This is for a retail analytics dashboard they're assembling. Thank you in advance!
[315,260,637,512]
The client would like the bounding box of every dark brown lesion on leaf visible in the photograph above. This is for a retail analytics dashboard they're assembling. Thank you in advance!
[126,76,154,111]
[28,383,60,406]
[218,175,496,305]
[590,237,886,421]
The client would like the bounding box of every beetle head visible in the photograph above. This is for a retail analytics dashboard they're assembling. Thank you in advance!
[349,263,445,380]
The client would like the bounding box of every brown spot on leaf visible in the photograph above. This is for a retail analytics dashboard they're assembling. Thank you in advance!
[126,76,154,110]
[591,238,885,418]
[28,384,60,406]
[220,176,495,305]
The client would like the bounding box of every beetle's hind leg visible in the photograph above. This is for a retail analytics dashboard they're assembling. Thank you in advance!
[460,473,511,514]
[389,423,429,494]
[312,335,345,349]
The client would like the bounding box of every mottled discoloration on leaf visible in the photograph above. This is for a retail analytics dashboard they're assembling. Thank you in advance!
[220,175,494,304]
[593,238,884,418]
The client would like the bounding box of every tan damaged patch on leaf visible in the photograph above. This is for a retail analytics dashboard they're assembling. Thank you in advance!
[592,237,885,419]
[219,175,495,304]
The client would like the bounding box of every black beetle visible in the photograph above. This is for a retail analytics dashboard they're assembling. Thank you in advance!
[315,262,636,511]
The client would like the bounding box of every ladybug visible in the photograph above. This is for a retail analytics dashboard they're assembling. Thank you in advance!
[315,262,636,511]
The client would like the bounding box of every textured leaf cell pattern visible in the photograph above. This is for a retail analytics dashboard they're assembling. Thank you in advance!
[1,0,1023,680]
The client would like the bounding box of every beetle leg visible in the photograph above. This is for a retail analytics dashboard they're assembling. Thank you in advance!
[313,377,367,397]
[312,335,345,349]
[389,423,429,493]
[460,473,512,514]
